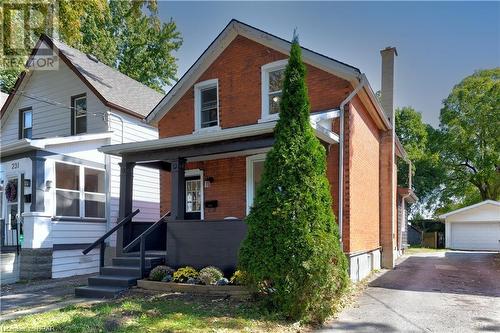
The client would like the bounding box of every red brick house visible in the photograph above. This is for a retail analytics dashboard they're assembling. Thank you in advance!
[101,20,415,282]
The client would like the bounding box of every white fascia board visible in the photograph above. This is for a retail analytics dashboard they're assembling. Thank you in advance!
[362,77,392,130]
[39,132,113,147]
[309,109,340,122]
[310,121,339,144]
[0,139,33,157]
[438,200,500,219]
[0,132,113,158]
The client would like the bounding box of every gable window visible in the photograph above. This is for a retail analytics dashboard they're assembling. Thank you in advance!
[261,59,287,121]
[194,79,219,131]
[71,94,87,135]
[55,162,105,219]
[19,108,33,139]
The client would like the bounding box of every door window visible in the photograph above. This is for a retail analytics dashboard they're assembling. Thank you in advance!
[185,178,202,213]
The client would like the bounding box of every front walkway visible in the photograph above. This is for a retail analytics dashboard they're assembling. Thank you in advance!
[321,251,500,333]
[0,274,102,321]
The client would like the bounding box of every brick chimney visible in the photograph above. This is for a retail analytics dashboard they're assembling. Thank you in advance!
[380,47,398,125]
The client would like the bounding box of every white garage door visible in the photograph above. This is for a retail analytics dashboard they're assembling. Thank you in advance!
[450,222,500,251]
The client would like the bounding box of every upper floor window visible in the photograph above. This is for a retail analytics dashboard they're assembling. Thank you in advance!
[71,94,87,135]
[261,59,287,121]
[19,108,33,139]
[194,79,219,132]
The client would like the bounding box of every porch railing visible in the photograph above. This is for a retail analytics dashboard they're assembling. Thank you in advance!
[123,211,171,278]
[82,209,140,267]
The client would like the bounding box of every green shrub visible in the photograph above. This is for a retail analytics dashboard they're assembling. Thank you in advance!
[230,270,250,285]
[172,266,199,283]
[198,266,223,285]
[238,34,349,323]
[149,266,174,281]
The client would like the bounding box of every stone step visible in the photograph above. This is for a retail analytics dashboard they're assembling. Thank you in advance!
[112,256,164,267]
[75,285,127,299]
[88,275,139,287]
[100,266,142,278]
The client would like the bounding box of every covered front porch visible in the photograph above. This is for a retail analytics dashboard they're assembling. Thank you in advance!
[101,115,339,272]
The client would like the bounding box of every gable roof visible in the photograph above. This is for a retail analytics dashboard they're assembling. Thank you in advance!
[1,35,163,119]
[438,200,500,219]
[146,19,391,130]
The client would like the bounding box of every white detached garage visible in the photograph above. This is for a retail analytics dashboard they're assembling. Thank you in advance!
[440,200,500,251]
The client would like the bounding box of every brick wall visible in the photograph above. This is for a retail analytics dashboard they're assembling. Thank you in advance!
[158,35,351,137]
[158,34,388,258]
[161,157,247,220]
[346,96,381,253]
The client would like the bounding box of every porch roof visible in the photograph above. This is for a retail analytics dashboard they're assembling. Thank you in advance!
[0,132,113,158]
[99,111,340,159]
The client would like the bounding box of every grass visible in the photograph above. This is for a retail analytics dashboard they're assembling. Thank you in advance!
[405,245,447,255]
[0,292,304,333]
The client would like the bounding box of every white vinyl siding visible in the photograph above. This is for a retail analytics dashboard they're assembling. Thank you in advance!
[52,249,100,278]
[107,112,160,246]
[0,41,107,146]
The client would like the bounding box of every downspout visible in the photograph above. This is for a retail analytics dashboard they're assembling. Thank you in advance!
[338,74,367,244]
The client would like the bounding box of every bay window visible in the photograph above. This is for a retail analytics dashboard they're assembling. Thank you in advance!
[55,162,105,219]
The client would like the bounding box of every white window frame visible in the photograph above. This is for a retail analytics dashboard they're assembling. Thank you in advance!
[194,79,220,133]
[245,153,267,215]
[73,95,87,135]
[53,161,106,219]
[260,59,288,122]
[185,169,204,219]
[21,109,33,139]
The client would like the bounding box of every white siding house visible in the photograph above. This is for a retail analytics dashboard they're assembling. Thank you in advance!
[0,35,162,282]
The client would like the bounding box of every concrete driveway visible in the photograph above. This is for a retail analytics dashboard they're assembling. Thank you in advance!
[321,251,500,333]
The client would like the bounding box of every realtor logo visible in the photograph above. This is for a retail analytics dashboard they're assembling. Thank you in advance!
[1,0,59,70]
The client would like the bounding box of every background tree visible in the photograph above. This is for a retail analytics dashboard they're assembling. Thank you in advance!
[395,107,445,216]
[238,35,348,323]
[0,0,181,93]
[439,68,500,206]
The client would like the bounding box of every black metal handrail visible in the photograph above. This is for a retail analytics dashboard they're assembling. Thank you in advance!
[82,209,140,267]
[123,211,170,277]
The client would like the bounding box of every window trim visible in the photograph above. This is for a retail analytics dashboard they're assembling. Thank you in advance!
[245,153,267,215]
[260,59,288,122]
[18,107,33,139]
[194,79,220,133]
[71,93,87,135]
[53,161,106,220]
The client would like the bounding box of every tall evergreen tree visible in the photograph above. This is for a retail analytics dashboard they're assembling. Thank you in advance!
[238,35,348,323]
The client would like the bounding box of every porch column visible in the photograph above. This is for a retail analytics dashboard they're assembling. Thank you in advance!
[170,158,186,220]
[116,161,135,255]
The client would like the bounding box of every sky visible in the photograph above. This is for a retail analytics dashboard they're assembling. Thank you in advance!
[157,1,499,127]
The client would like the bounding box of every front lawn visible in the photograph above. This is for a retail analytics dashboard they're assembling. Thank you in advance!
[0,291,302,333]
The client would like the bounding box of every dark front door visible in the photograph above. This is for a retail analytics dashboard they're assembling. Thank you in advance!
[184,175,202,220]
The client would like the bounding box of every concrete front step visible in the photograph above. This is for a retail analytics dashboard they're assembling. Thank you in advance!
[112,256,163,267]
[75,285,128,298]
[88,275,139,287]
[100,266,142,277]
[75,253,165,299]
